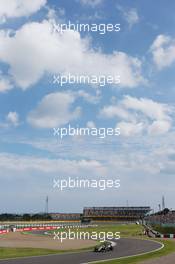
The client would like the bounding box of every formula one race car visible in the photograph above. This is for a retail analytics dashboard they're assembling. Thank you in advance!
[94,242,113,252]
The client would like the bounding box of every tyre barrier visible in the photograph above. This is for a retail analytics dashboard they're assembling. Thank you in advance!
[160,234,175,239]
[14,226,59,232]
[0,224,98,234]
[0,230,9,235]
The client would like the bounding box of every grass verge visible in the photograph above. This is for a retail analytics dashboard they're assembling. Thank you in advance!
[0,245,98,260]
[1,225,174,262]
[48,224,144,238]
[0,248,60,259]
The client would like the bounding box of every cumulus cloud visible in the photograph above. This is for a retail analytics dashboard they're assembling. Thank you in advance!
[122,96,171,121]
[6,111,19,126]
[27,92,81,128]
[150,34,175,70]
[0,111,19,128]
[100,96,173,136]
[79,0,103,8]
[0,75,13,92]
[46,7,65,20]
[117,6,140,28]
[0,0,47,23]
[86,121,96,128]
[148,120,172,135]
[117,121,144,137]
[0,20,145,89]
[0,152,106,177]
[76,90,100,104]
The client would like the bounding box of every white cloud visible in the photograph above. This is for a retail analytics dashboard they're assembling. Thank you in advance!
[100,105,133,121]
[79,0,103,8]
[100,96,173,136]
[86,121,96,128]
[6,111,19,127]
[77,11,103,21]
[0,0,47,23]
[117,121,144,137]
[122,96,171,121]
[117,6,139,28]
[77,90,100,104]
[0,75,13,92]
[2,132,175,210]
[124,8,139,28]
[27,92,81,128]
[27,90,99,129]
[0,152,106,177]
[46,6,65,21]
[148,120,171,135]
[0,20,145,90]
[0,111,19,128]
[150,34,175,70]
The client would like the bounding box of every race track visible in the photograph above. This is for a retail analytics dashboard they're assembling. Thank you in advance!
[0,238,163,264]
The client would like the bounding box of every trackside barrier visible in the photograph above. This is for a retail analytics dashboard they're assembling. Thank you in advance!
[160,234,175,238]
[14,224,97,232]
[0,224,98,233]
[0,230,9,234]
[15,226,59,232]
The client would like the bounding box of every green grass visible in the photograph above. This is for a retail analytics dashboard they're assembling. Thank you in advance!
[48,223,144,238]
[0,248,60,259]
[152,224,175,234]
[1,224,175,262]
[0,244,98,260]
[94,239,175,264]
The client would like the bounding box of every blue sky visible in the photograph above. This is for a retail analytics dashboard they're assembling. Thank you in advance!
[0,0,175,213]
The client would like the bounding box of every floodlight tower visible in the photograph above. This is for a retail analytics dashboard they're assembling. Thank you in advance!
[162,196,165,210]
[158,204,161,212]
[45,196,49,214]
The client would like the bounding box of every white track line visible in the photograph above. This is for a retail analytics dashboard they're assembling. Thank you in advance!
[81,240,164,264]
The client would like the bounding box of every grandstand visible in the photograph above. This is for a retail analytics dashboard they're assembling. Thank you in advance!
[0,206,152,223]
[83,207,151,222]
[50,213,81,221]
[145,209,175,225]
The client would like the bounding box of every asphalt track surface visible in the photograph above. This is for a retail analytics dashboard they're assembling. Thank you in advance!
[0,238,162,264]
